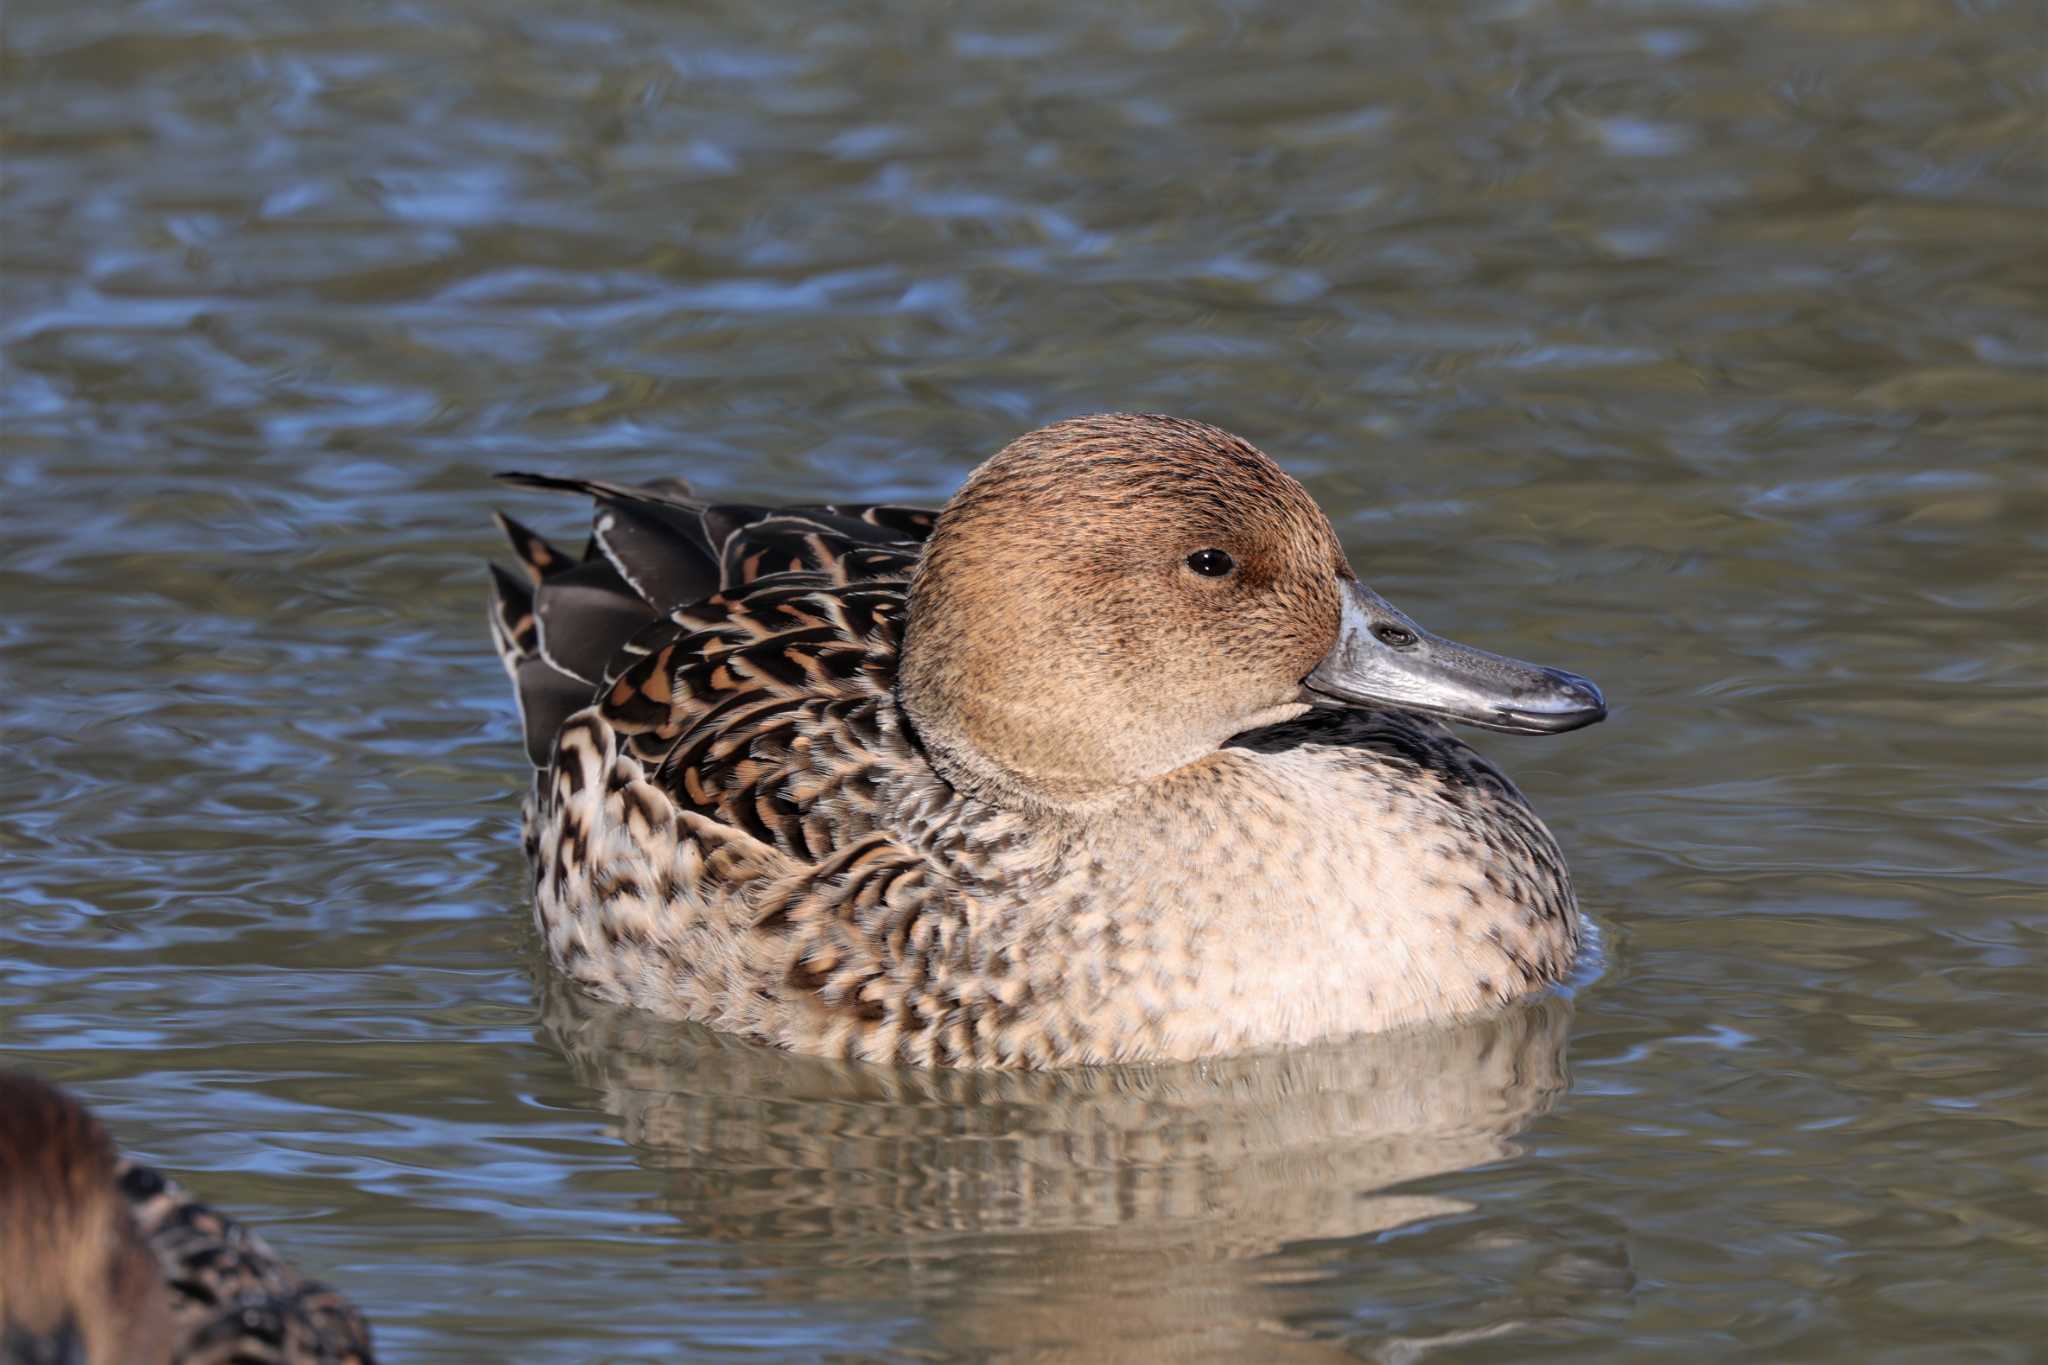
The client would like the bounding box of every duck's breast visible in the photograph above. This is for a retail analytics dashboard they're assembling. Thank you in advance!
[1014,731,1579,1058]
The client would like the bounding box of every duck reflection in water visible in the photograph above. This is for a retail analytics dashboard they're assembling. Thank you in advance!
[540,977,1572,1363]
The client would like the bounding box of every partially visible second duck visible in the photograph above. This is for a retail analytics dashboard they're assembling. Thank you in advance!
[0,1072,374,1365]
[488,413,1606,1068]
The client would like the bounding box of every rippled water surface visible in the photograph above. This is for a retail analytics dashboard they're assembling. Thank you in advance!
[3,0,2043,1359]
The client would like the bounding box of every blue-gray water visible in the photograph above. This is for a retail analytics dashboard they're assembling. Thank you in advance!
[2,1,2042,1360]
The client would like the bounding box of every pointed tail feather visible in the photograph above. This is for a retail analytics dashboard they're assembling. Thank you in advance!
[488,556,618,768]
[491,511,574,586]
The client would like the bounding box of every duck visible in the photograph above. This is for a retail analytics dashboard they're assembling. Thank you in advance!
[487,413,1605,1068]
[0,1071,376,1365]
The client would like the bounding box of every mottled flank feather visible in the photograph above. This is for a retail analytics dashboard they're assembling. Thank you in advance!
[0,1073,375,1365]
[488,414,1584,1068]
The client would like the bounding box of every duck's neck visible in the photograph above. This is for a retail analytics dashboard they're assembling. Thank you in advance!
[898,684,1315,821]
[897,693,1122,818]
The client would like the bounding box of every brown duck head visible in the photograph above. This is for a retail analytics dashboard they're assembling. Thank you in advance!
[898,414,1603,807]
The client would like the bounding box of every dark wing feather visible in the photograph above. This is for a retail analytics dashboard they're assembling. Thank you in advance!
[499,470,721,611]
[486,563,538,661]
[512,658,597,767]
[589,498,721,615]
[490,470,936,772]
[488,557,608,767]
[530,558,661,685]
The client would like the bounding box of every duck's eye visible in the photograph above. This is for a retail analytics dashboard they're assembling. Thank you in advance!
[1372,624,1420,648]
[1185,548,1235,578]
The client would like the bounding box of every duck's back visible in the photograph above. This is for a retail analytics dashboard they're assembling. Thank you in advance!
[489,478,1043,1061]
[486,473,935,767]
[0,1072,376,1365]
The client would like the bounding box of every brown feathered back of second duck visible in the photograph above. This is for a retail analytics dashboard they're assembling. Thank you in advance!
[0,1072,375,1365]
